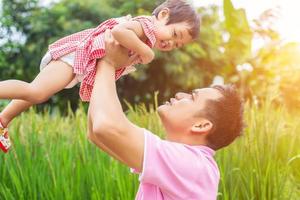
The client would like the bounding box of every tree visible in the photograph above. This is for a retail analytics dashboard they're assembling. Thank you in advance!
[1,0,298,112]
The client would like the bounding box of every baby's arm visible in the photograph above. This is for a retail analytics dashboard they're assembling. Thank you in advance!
[111,21,154,64]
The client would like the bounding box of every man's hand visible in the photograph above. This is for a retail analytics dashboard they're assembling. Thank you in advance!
[103,29,139,68]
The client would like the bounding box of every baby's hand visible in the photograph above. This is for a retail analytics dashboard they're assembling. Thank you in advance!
[139,50,155,64]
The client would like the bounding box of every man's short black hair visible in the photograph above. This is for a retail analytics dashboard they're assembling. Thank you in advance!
[152,0,201,39]
[200,84,245,150]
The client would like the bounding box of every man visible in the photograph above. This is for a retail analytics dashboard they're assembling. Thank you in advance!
[87,30,244,200]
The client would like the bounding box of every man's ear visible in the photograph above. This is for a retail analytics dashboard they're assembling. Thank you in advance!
[191,119,213,134]
[157,8,170,23]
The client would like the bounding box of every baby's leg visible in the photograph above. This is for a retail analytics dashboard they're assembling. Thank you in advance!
[0,100,32,127]
[0,60,75,126]
[0,60,75,102]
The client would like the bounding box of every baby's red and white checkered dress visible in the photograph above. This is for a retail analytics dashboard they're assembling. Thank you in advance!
[48,16,156,102]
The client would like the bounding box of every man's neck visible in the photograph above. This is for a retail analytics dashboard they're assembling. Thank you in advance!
[166,133,208,146]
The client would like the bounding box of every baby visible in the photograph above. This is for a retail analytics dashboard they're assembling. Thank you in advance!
[0,0,200,153]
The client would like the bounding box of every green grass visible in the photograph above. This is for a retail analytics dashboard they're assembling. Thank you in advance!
[0,101,299,200]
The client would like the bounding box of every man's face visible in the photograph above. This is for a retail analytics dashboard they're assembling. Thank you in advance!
[157,88,222,135]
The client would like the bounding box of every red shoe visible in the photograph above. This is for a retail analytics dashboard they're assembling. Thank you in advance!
[0,119,11,153]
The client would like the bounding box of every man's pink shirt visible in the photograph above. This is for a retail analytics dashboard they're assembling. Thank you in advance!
[133,129,220,200]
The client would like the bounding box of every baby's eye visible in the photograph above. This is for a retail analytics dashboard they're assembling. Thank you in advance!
[173,30,177,38]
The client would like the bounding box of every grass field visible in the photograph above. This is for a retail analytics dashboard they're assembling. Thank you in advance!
[0,101,299,200]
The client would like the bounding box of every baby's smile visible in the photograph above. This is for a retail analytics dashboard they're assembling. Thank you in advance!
[160,40,167,48]
[158,40,171,50]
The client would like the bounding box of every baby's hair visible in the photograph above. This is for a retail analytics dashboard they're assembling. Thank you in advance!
[152,0,200,39]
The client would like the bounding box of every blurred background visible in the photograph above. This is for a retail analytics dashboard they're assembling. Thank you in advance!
[0,0,299,112]
[1,1,300,199]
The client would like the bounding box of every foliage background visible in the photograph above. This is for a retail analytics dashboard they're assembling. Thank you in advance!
[0,0,300,199]
[1,0,299,112]
[0,101,300,199]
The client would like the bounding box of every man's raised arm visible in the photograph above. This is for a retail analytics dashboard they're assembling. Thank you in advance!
[87,30,144,171]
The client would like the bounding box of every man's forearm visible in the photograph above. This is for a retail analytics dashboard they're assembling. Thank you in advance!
[88,60,124,126]
[87,31,145,170]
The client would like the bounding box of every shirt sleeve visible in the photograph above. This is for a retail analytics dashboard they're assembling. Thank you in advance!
[138,130,206,196]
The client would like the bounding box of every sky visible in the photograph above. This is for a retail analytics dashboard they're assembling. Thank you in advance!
[192,0,300,43]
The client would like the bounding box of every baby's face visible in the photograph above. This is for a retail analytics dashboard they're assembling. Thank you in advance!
[153,21,193,51]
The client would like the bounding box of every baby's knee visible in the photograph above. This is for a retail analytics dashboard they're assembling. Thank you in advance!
[27,86,50,104]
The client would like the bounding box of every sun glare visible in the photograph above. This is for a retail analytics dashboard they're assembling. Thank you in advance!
[192,0,300,43]
[275,1,300,43]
